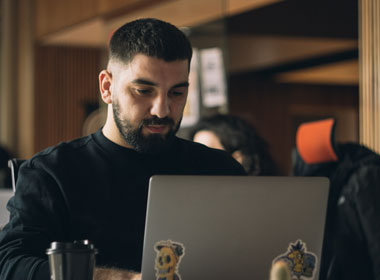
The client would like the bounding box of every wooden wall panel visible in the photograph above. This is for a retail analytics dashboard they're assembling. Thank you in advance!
[228,77,359,175]
[34,46,102,153]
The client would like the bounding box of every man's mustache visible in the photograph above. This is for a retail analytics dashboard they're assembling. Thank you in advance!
[142,117,175,126]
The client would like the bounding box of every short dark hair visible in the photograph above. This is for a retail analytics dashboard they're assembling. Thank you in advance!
[189,114,278,176]
[109,18,192,65]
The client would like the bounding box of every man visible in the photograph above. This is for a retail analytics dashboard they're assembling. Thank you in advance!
[0,18,245,280]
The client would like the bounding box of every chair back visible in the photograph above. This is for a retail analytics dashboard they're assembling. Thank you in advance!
[296,118,338,164]
[7,159,25,193]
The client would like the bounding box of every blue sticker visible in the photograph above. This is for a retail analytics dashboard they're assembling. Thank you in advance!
[273,240,317,280]
[154,240,185,280]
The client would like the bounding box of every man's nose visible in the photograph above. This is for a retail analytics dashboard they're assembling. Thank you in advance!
[150,94,170,118]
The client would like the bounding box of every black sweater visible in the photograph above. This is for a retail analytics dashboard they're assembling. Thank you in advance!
[0,129,245,280]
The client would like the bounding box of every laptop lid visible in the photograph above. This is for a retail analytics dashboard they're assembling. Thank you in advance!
[141,175,329,280]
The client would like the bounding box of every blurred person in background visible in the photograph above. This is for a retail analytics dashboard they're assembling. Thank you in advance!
[189,114,278,176]
[293,118,380,280]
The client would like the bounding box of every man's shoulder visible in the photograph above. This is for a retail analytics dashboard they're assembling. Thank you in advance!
[176,137,228,157]
[27,134,95,168]
[175,137,246,175]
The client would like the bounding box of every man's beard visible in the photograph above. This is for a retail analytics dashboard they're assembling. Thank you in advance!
[112,101,181,154]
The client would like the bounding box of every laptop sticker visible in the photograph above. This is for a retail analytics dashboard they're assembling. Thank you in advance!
[273,240,317,280]
[154,240,185,280]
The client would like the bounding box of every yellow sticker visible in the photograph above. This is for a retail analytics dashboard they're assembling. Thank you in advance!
[154,240,185,280]
[273,239,317,280]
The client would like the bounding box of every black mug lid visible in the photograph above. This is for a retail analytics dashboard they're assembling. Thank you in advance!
[46,240,98,255]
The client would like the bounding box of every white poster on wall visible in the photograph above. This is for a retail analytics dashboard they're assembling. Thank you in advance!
[200,47,227,108]
[181,48,200,127]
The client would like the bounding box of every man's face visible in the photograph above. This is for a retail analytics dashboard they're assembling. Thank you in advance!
[105,54,189,154]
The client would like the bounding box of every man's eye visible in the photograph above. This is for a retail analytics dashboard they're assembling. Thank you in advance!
[170,90,185,97]
[135,88,152,95]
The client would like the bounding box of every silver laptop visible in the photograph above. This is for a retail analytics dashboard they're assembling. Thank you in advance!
[141,175,329,280]
[0,189,13,229]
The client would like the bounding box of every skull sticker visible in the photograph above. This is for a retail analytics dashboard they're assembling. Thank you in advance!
[273,240,317,280]
[154,240,185,280]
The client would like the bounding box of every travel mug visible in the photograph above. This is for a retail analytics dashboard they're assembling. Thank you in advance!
[46,240,98,280]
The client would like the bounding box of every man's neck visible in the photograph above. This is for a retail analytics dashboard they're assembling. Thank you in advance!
[102,119,133,149]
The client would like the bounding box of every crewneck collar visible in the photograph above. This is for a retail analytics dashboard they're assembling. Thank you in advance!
[91,128,180,160]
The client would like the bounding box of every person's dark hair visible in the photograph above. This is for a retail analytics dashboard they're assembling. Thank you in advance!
[189,114,278,176]
[109,18,192,65]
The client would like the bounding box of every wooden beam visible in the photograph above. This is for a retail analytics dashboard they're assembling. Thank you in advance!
[359,0,380,153]
[35,0,98,38]
[35,0,169,39]
[0,0,18,154]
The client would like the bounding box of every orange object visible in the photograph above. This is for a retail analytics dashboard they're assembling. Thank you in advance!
[296,118,338,164]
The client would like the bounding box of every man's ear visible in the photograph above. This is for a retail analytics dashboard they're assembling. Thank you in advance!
[99,70,113,104]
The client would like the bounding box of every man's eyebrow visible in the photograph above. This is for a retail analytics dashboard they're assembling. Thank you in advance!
[131,79,157,86]
[131,79,189,89]
[172,82,189,88]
